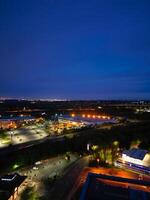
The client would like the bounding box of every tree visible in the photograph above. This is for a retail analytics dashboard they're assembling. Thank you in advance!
[20,187,39,200]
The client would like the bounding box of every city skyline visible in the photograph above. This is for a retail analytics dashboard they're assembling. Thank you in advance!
[1,0,150,99]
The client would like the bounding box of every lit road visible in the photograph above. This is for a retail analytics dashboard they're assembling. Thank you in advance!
[0,131,75,160]
[20,155,78,182]
[0,123,85,157]
[18,154,79,198]
[67,167,150,200]
[0,118,86,149]
[48,156,90,200]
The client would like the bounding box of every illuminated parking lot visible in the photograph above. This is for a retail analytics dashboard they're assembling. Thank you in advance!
[0,125,49,148]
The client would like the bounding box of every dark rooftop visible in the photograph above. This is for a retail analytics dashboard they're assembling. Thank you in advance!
[80,173,150,200]
[0,173,26,200]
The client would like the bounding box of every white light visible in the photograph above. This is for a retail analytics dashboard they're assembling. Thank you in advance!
[1,174,17,182]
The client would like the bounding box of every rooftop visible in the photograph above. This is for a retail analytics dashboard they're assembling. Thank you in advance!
[0,173,26,200]
[0,116,35,122]
[123,148,148,160]
[80,173,150,200]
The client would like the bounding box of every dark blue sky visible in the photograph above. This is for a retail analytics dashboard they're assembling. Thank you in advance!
[0,0,150,100]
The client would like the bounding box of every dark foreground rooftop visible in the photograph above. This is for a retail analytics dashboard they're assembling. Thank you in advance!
[0,173,26,200]
[80,173,150,200]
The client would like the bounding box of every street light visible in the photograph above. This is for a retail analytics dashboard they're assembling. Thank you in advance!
[97,158,100,165]
[9,131,14,144]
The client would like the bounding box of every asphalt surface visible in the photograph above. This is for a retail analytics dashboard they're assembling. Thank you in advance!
[48,156,90,200]
[17,154,79,199]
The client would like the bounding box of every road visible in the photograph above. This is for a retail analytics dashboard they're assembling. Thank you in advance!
[0,132,72,159]
[0,130,81,174]
[17,154,79,199]
[20,155,78,181]
[48,156,90,200]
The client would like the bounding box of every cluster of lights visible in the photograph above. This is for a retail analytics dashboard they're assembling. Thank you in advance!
[71,114,110,120]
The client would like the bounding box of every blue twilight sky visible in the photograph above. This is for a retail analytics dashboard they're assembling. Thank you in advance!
[0,0,150,100]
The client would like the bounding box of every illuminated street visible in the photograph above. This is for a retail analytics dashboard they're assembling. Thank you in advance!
[48,156,90,200]
[17,154,79,199]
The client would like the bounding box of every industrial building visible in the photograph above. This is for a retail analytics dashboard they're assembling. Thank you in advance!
[122,148,150,167]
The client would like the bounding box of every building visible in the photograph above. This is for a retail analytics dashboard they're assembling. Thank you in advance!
[80,172,150,200]
[0,173,26,200]
[0,120,17,130]
[0,116,35,130]
[122,148,150,167]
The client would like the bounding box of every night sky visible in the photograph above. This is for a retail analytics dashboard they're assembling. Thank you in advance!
[0,0,150,100]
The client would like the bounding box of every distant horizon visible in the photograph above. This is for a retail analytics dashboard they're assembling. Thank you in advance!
[1,96,150,102]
